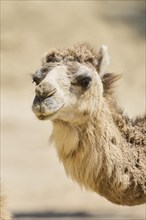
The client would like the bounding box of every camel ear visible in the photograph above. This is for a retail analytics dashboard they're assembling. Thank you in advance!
[96,45,110,77]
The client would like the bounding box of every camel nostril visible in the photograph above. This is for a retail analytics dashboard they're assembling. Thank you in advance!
[35,87,56,101]
[46,88,57,98]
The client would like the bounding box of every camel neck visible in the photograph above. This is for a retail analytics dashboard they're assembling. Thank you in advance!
[51,99,146,205]
[105,97,146,148]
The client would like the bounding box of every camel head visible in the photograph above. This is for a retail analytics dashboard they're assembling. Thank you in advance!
[32,43,111,124]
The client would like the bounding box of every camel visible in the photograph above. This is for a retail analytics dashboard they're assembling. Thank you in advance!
[0,191,11,220]
[32,43,146,206]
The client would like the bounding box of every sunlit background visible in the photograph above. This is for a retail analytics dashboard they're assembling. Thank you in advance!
[1,1,145,219]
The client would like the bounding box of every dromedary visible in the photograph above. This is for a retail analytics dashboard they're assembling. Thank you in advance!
[32,43,146,206]
[0,190,11,220]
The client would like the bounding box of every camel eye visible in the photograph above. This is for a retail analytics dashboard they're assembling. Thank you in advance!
[32,68,48,85]
[78,76,92,88]
[32,76,40,85]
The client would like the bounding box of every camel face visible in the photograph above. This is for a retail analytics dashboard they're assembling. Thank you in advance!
[32,62,103,123]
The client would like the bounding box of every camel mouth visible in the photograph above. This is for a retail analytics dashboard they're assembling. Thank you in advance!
[35,103,65,120]
[37,113,56,120]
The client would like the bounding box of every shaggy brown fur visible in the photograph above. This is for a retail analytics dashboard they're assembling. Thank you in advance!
[32,43,146,206]
[42,42,97,65]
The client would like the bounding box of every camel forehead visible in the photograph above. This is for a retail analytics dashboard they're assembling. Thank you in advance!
[43,63,94,80]
[45,65,67,79]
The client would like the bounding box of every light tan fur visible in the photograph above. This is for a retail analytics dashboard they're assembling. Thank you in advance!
[0,191,11,220]
[32,43,146,206]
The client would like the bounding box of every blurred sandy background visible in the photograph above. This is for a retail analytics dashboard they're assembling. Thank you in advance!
[1,1,145,219]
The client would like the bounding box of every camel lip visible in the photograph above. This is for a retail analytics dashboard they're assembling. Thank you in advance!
[36,104,65,120]
[37,115,53,120]
[37,112,57,120]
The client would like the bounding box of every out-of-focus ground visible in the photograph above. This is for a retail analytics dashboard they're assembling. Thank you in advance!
[1,1,146,219]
